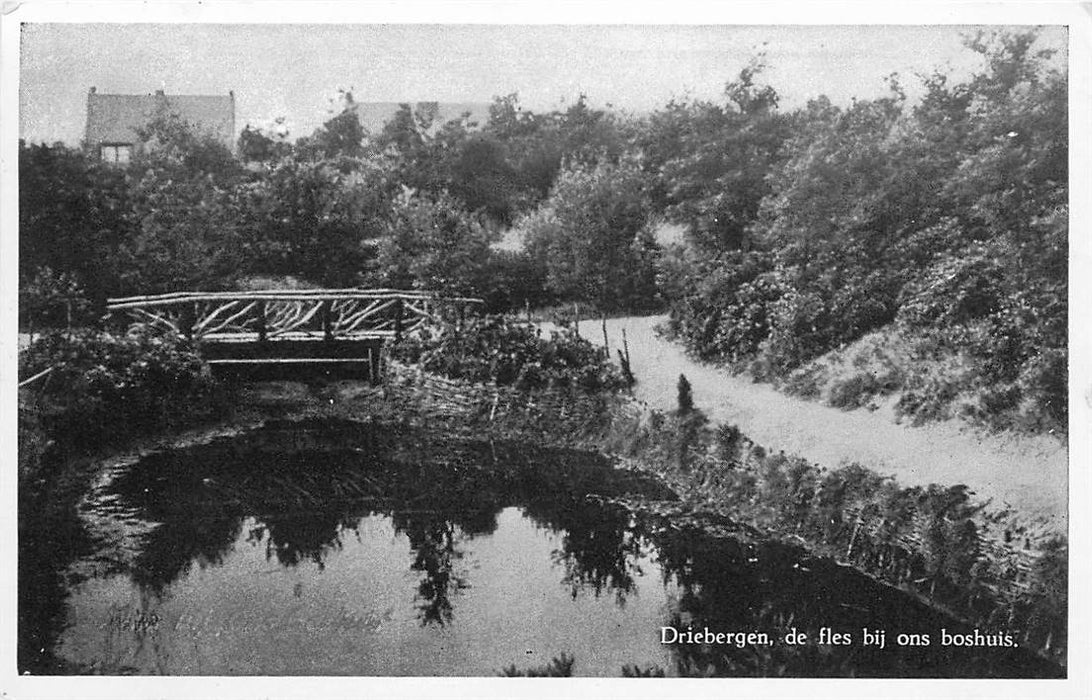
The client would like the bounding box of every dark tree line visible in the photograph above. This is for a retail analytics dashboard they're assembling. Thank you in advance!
[19,29,1066,430]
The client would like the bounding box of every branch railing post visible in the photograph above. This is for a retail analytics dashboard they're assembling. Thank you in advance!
[394,298,404,342]
[322,299,333,342]
[181,302,196,341]
[257,301,267,343]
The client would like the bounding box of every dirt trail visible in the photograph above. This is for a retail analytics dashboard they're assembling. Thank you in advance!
[573,315,1067,530]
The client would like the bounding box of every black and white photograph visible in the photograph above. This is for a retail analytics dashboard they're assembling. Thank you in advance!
[3,2,1089,698]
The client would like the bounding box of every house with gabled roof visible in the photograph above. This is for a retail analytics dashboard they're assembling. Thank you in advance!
[84,87,235,163]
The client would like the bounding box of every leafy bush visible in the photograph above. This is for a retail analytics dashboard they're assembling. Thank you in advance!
[714,424,744,464]
[391,315,629,392]
[18,326,226,449]
[659,250,783,363]
[17,399,51,492]
[895,386,958,426]
[827,373,883,410]
[19,267,93,333]
[897,247,1005,328]
[521,156,661,313]
[1018,347,1067,429]
[759,288,834,372]
[783,364,825,400]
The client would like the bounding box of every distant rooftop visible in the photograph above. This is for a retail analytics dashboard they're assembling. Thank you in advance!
[84,88,236,151]
[354,102,492,134]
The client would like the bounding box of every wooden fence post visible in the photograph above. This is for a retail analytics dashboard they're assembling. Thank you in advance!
[394,298,404,342]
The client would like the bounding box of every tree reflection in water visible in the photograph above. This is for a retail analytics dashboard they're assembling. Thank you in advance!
[247,512,360,570]
[101,425,662,627]
[129,516,244,597]
[523,500,645,603]
[390,512,468,626]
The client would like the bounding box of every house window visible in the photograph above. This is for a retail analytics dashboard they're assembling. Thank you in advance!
[100,144,132,164]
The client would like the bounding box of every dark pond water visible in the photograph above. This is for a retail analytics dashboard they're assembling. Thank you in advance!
[27,419,1062,677]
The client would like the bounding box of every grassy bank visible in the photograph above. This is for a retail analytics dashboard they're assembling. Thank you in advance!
[778,325,1067,437]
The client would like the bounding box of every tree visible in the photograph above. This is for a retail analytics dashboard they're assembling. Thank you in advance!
[110,110,250,293]
[238,125,277,162]
[134,107,240,180]
[486,93,540,140]
[522,157,660,312]
[238,119,292,163]
[234,156,392,286]
[295,89,366,160]
[647,63,791,254]
[18,141,133,308]
[445,135,518,223]
[484,94,564,214]
[120,160,244,293]
[556,93,630,166]
[373,102,476,202]
[369,189,498,297]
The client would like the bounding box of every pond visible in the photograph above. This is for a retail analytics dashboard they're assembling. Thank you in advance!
[27,419,1062,677]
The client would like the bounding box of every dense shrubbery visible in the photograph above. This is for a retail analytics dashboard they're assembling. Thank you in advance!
[659,30,1067,433]
[18,326,226,452]
[390,316,629,392]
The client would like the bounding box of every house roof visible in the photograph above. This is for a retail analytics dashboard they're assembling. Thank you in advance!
[85,89,235,149]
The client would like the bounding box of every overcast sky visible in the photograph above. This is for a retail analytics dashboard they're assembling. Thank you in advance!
[19,23,1067,146]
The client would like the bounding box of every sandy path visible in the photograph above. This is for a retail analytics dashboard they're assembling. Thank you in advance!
[571,315,1067,529]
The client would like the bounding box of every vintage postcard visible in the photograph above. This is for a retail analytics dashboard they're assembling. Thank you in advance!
[3,2,1089,699]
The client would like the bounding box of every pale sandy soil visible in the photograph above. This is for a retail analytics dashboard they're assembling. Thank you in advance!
[569,315,1067,532]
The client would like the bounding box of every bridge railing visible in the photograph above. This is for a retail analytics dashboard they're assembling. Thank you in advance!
[105,289,483,343]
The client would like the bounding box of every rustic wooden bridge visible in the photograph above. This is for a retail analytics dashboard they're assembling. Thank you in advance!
[106,289,483,381]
